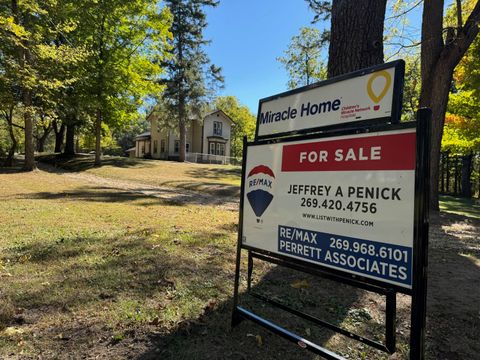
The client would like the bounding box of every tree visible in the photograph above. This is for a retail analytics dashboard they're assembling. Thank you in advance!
[214,96,256,158]
[73,0,171,166]
[419,0,480,210]
[277,27,328,89]
[0,0,41,170]
[307,0,387,78]
[160,0,223,162]
[0,0,89,166]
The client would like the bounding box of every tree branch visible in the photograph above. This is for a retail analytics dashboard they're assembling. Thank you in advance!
[12,123,25,130]
[455,0,463,29]
[446,0,480,67]
[386,0,423,20]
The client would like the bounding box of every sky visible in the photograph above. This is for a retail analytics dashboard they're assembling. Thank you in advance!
[203,0,428,115]
[204,0,327,114]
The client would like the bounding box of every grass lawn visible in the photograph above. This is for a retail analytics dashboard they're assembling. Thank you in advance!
[0,161,478,359]
[439,194,480,219]
[37,155,241,197]
[0,168,239,358]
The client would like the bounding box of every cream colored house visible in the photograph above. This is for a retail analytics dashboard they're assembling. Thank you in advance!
[134,109,235,163]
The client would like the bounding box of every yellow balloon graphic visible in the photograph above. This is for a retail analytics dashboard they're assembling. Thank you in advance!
[367,70,392,103]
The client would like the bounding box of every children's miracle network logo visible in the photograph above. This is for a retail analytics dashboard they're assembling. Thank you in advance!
[367,70,392,111]
[246,165,275,217]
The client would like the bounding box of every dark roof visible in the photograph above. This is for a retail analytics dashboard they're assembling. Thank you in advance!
[134,131,151,141]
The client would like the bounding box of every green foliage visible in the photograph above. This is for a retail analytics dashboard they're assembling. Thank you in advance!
[401,54,421,121]
[75,0,172,140]
[277,27,327,89]
[443,91,480,154]
[214,96,256,158]
[0,0,172,163]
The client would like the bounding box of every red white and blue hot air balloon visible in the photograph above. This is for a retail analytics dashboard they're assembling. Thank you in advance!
[246,165,275,217]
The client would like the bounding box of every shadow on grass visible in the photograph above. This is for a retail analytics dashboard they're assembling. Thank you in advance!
[160,180,240,198]
[36,154,152,172]
[186,166,241,181]
[138,213,480,360]
[2,213,478,359]
[439,195,480,219]
[18,185,234,207]
[138,266,386,360]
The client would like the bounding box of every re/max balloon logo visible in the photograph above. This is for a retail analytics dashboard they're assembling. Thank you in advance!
[246,165,275,218]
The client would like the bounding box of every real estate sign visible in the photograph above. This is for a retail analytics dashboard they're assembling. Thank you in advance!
[242,127,416,289]
[256,60,404,139]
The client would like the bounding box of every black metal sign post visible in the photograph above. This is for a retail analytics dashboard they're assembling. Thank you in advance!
[409,108,431,360]
[231,63,430,359]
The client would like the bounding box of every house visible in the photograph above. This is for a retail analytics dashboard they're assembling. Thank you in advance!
[134,109,235,163]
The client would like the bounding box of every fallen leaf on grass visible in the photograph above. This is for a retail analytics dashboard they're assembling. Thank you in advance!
[246,333,263,346]
[3,327,25,337]
[290,279,310,289]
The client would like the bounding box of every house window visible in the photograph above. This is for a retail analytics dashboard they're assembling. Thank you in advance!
[153,140,158,154]
[213,121,222,136]
[160,139,165,153]
[186,143,190,153]
[174,140,179,153]
[209,142,225,156]
[141,143,145,155]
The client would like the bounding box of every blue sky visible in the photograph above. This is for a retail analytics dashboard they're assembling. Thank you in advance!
[204,0,326,114]
[203,0,426,115]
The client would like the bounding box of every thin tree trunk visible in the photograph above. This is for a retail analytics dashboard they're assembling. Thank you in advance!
[23,88,36,170]
[36,124,52,153]
[64,123,75,156]
[328,0,387,78]
[454,157,459,195]
[53,120,65,153]
[461,153,473,198]
[4,107,17,167]
[178,92,186,162]
[446,152,450,193]
[12,0,35,171]
[95,109,102,166]
[440,152,445,193]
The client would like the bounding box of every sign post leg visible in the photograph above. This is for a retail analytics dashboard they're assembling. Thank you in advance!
[232,137,249,328]
[409,108,431,360]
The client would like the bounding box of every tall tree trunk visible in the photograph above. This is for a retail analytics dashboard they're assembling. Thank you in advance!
[23,89,36,170]
[327,0,387,78]
[64,123,75,156]
[178,96,186,162]
[4,107,17,167]
[461,153,473,198]
[95,109,102,166]
[12,0,35,170]
[420,0,480,210]
[53,120,65,153]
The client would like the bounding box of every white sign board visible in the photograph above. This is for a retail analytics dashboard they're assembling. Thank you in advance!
[242,128,416,289]
[256,61,404,139]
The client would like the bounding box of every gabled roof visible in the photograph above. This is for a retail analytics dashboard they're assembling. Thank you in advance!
[146,108,236,125]
[204,109,236,124]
